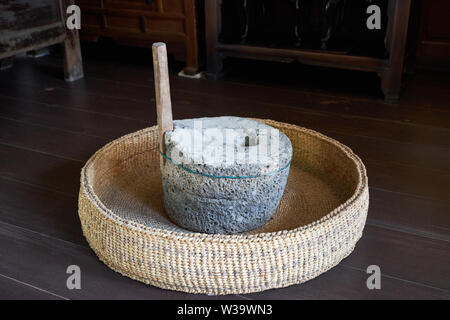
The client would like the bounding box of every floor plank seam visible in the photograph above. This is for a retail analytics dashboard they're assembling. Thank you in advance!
[72,72,450,133]
[0,114,113,142]
[0,140,86,163]
[0,92,152,125]
[366,218,450,243]
[0,77,153,106]
[4,63,450,135]
[28,54,450,113]
[339,264,450,294]
[37,56,450,115]
[0,219,90,251]
[370,186,450,205]
[3,72,450,152]
[2,92,450,176]
[0,175,77,198]
[0,272,69,300]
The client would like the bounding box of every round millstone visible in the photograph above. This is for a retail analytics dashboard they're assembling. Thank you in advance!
[160,116,292,234]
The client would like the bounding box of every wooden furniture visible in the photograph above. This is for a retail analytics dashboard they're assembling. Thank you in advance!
[416,0,450,66]
[0,0,83,82]
[78,0,199,75]
[205,0,412,102]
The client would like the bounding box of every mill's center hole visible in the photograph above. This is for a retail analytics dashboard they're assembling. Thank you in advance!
[244,135,259,147]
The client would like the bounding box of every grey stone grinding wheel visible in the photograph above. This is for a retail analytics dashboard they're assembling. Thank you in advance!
[160,116,293,234]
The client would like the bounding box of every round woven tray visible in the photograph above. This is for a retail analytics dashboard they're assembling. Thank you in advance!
[79,119,369,295]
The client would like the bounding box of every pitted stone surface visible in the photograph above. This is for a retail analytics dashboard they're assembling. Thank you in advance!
[160,116,292,234]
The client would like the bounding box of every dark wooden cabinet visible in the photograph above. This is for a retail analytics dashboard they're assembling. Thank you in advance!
[416,0,450,66]
[0,0,83,81]
[205,0,412,102]
[78,0,199,75]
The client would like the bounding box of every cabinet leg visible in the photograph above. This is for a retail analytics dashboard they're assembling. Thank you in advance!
[205,52,224,80]
[383,93,400,104]
[183,66,199,76]
[380,0,412,103]
[205,0,224,79]
[380,69,401,103]
[183,43,199,76]
[183,0,199,76]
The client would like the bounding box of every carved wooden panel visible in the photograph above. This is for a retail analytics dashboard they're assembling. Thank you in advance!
[79,0,199,74]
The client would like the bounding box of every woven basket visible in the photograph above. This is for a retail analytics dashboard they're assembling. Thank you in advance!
[79,119,369,295]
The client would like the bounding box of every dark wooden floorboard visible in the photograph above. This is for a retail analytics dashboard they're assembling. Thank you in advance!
[0,221,244,300]
[2,88,450,174]
[0,117,108,161]
[0,143,82,195]
[4,61,450,149]
[5,68,450,199]
[0,95,147,141]
[32,55,450,127]
[0,220,447,300]
[0,274,64,300]
[342,225,450,291]
[35,52,450,112]
[0,112,450,205]
[1,146,449,297]
[0,176,84,245]
[240,265,449,300]
[4,58,450,147]
[0,50,449,299]
[3,151,447,298]
[367,188,450,241]
[1,155,449,294]
[1,117,449,240]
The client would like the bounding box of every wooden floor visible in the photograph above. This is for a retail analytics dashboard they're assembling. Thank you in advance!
[0,44,449,299]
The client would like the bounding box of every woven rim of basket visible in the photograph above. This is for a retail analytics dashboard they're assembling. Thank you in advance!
[80,119,367,242]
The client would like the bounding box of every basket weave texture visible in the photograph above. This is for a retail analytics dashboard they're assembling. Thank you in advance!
[79,119,369,295]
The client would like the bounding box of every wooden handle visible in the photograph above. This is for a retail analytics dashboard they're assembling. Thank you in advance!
[152,42,173,155]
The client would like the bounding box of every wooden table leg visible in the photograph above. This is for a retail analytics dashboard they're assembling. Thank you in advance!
[183,0,200,75]
[205,0,224,79]
[380,0,411,103]
[60,0,84,82]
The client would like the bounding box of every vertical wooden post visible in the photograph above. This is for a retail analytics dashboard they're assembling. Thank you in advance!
[205,0,224,79]
[60,0,84,82]
[183,0,200,75]
[381,0,412,103]
[152,42,174,158]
